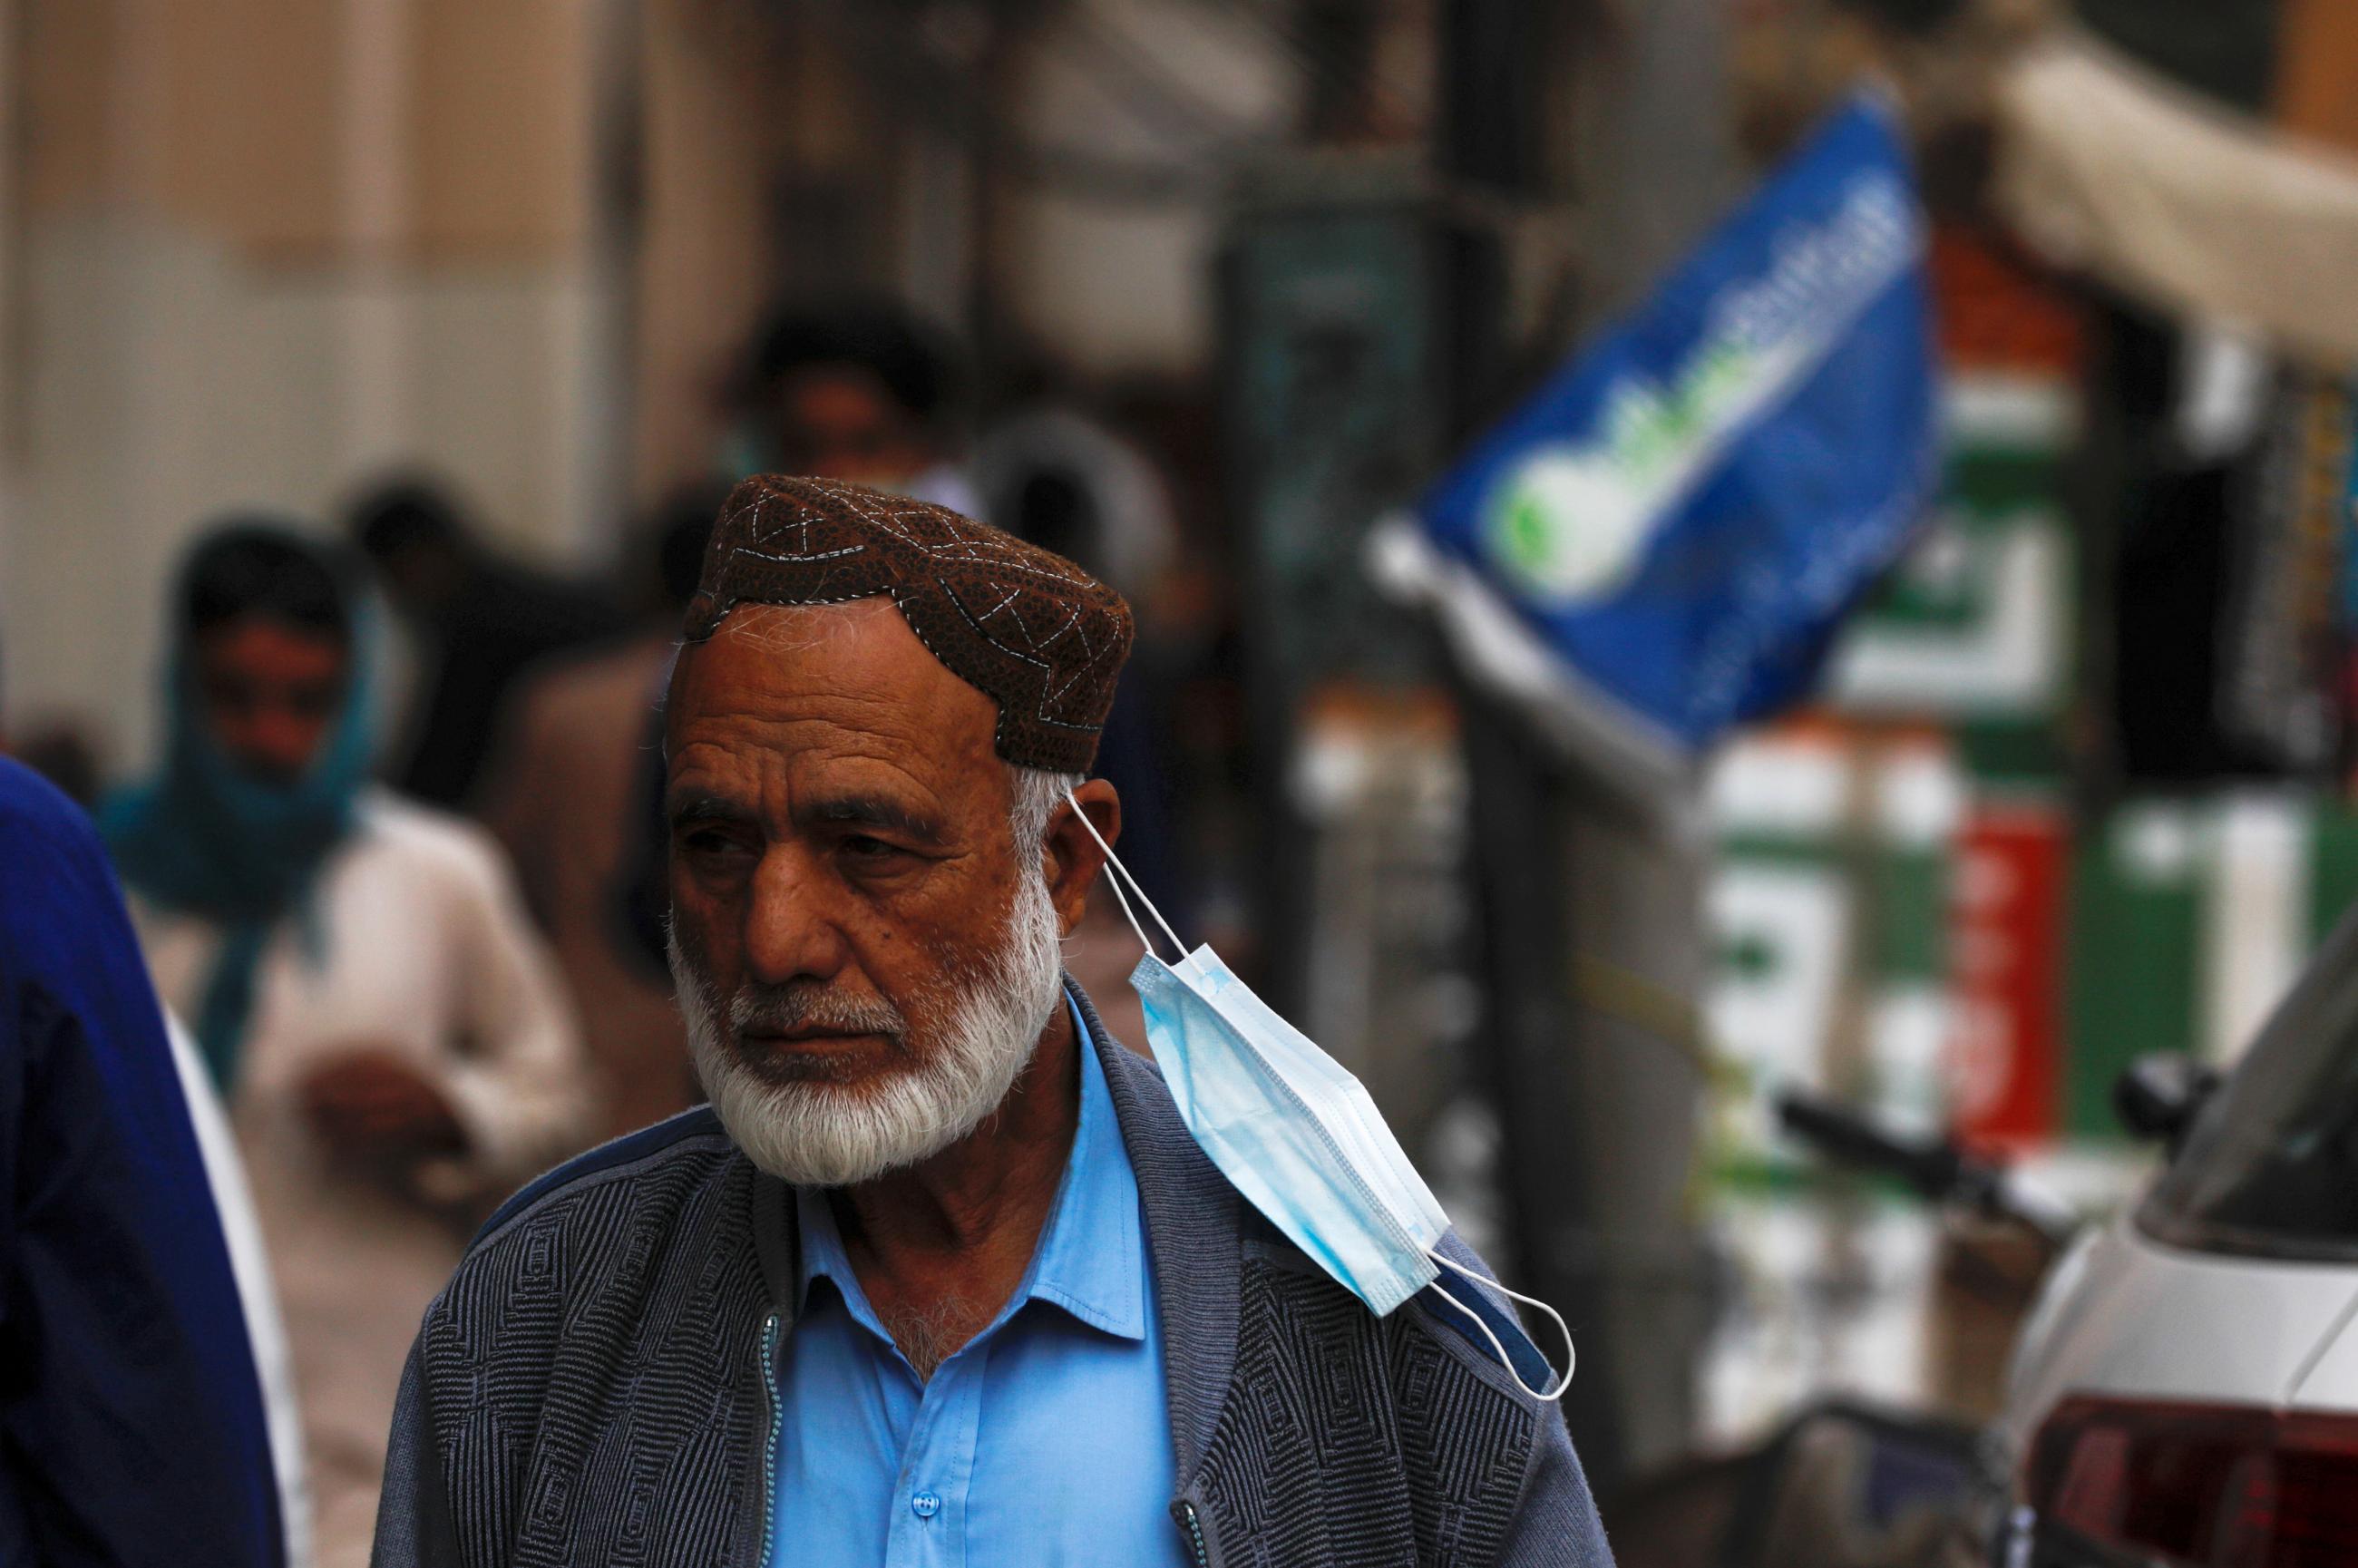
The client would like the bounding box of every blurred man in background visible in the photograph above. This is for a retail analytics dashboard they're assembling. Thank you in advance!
[102,521,590,1567]
[566,297,990,1029]
[2,753,284,1566]
[975,403,1188,946]
[351,476,627,810]
[729,300,978,514]
[478,485,726,1136]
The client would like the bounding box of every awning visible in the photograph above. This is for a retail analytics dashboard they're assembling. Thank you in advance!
[1993,30,2358,365]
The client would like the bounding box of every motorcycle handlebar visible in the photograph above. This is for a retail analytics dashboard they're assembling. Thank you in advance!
[1773,1088,2077,1249]
[1774,1090,1972,1202]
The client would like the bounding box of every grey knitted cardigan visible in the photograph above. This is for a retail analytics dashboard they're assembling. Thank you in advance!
[371,984,1614,1567]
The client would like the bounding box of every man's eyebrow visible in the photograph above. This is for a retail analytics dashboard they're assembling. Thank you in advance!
[800,794,946,842]
[667,794,754,829]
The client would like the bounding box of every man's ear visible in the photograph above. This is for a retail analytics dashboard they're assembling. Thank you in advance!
[1043,778,1122,939]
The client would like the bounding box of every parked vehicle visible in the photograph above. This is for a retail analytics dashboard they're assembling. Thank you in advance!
[1609,1092,2069,1568]
[1992,907,2358,1566]
[1620,900,2358,1568]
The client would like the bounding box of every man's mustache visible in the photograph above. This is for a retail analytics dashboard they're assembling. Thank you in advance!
[726,981,909,1042]
[667,919,913,1045]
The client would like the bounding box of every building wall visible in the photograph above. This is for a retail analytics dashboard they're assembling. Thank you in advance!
[0,0,625,768]
[997,0,1295,378]
[630,0,795,502]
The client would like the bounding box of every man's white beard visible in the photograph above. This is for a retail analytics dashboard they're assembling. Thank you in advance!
[670,871,1066,1187]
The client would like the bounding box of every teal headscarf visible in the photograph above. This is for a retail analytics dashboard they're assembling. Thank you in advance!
[102,526,383,1091]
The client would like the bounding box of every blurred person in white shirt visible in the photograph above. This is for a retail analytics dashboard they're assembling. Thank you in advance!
[102,520,590,1568]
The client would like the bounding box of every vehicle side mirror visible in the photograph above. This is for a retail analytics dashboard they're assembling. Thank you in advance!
[2113,1053,2220,1154]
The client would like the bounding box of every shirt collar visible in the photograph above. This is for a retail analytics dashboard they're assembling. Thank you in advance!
[794,993,1147,1343]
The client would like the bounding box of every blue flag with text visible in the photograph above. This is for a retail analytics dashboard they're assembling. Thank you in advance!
[1410,94,1939,760]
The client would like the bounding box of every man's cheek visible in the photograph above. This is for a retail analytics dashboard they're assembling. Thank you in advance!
[667,897,736,988]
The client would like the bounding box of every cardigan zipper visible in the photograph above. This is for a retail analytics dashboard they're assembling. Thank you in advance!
[755,1313,782,1567]
[1172,1498,1212,1567]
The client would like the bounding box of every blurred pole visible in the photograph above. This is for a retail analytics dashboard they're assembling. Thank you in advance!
[588,0,646,550]
[1434,0,1625,1491]
[957,4,1011,402]
[943,0,1052,407]
[1563,0,1730,1477]
[1437,0,1720,1491]
[1294,0,1379,143]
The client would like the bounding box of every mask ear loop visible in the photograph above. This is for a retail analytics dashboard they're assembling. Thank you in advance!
[1067,787,1564,1396]
[1423,1252,1576,1402]
[1062,786,1191,969]
[1095,856,1160,965]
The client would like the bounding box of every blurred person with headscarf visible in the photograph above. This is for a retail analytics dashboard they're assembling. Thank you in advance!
[351,477,628,811]
[476,486,726,1136]
[102,521,590,1568]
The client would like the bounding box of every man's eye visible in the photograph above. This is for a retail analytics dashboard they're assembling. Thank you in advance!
[680,829,747,858]
[842,834,899,859]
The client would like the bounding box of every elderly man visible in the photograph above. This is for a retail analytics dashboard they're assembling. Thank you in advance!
[373,478,1610,1567]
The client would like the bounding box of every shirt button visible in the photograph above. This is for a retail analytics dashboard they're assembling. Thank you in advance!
[911,1490,941,1520]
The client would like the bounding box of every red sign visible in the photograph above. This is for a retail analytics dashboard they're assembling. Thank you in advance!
[1947,803,2067,1147]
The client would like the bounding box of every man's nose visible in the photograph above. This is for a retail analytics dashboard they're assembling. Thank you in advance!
[742,847,848,986]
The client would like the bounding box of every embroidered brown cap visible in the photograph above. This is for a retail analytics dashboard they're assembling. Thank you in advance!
[683,475,1135,774]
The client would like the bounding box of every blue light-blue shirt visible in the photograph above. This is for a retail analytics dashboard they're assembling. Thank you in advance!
[767,999,1190,1567]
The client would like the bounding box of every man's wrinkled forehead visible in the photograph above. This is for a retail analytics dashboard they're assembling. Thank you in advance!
[685,596,898,662]
[665,599,998,760]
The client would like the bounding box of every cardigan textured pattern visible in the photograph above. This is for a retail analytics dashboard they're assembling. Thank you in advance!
[681,475,1135,774]
[371,986,1614,1568]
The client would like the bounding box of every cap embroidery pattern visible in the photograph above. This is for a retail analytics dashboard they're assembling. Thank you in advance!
[684,475,1134,774]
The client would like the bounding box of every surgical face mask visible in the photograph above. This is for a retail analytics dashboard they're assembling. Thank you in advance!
[1064,791,1572,1401]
